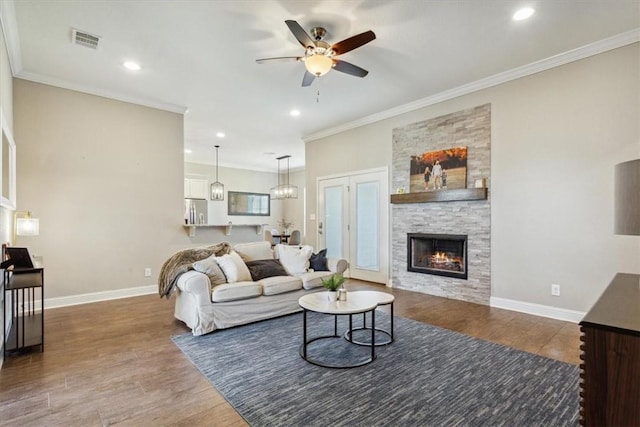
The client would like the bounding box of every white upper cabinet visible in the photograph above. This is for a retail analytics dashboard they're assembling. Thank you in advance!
[184,178,208,199]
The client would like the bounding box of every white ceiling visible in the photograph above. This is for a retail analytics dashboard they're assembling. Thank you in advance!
[3,1,639,171]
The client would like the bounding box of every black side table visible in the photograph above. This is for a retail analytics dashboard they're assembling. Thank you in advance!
[3,266,44,355]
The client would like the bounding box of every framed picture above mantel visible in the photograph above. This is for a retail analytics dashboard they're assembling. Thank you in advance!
[409,147,467,193]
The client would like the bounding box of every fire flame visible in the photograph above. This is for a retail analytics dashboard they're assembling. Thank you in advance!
[433,252,448,261]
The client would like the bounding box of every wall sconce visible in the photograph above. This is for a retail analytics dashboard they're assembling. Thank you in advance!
[14,210,40,243]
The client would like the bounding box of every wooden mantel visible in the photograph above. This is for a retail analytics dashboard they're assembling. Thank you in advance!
[390,188,488,204]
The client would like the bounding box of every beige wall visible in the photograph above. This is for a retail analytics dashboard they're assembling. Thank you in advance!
[14,79,187,299]
[306,43,640,313]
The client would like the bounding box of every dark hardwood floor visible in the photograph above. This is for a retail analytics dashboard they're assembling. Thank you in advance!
[0,280,581,426]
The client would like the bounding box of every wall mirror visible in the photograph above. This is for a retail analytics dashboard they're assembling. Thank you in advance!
[228,191,270,216]
[0,109,16,209]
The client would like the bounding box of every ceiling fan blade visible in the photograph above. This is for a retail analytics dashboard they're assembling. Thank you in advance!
[285,20,316,49]
[302,71,316,87]
[256,56,302,64]
[331,30,376,56]
[332,59,369,78]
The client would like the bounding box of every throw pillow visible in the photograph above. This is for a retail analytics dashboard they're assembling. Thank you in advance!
[215,251,252,283]
[233,241,274,262]
[245,259,289,281]
[276,244,312,275]
[192,255,227,286]
[309,249,329,272]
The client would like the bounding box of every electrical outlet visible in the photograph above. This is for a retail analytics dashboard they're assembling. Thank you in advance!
[144,268,152,277]
[551,284,560,296]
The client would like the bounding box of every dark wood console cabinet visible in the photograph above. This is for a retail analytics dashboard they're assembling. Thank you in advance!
[579,273,640,426]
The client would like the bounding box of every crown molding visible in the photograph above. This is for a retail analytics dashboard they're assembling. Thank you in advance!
[0,0,22,75]
[16,71,188,114]
[304,28,640,143]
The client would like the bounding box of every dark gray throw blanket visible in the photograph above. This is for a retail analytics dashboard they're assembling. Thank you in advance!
[158,242,232,298]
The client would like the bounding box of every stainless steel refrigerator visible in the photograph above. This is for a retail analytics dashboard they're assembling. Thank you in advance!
[184,198,208,224]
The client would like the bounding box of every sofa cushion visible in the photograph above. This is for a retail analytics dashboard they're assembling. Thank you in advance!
[245,259,289,281]
[215,251,252,283]
[309,249,329,272]
[234,241,274,262]
[192,255,227,286]
[211,282,262,302]
[275,244,312,275]
[259,276,303,295]
[297,270,336,290]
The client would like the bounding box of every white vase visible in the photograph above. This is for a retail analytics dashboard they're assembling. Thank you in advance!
[327,291,338,302]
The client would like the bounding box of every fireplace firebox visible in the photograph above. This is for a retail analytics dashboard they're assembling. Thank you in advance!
[407,233,468,279]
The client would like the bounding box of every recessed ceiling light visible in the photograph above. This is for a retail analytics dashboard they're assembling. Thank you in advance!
[513,7,535,21]
[264,152,276,156]
[123,61,141,71]
[184,149,192,154]
[290,109,301,117]
[216,132,225,138]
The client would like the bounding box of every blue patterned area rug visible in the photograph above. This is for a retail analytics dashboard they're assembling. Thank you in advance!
[172,311,579,427]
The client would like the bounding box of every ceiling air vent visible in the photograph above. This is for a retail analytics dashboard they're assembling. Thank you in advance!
[71,28,101,49]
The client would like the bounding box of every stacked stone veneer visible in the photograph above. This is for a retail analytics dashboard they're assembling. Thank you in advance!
[391,104,491,305]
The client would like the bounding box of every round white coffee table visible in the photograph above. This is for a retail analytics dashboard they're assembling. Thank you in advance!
[344,290,395,346]
[298,291,379,368]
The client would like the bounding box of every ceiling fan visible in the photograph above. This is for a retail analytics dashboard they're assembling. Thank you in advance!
[256,20,376,87]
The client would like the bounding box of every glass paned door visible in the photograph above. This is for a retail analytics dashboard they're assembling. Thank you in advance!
[349,170,388,283]
[318,177,348,259]
[355,181,379,271]
[317,169,388,284]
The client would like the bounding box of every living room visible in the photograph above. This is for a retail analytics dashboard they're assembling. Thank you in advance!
[1,1,639,425]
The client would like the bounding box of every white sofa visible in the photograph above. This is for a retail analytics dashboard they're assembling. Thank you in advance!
[174,241,348,336]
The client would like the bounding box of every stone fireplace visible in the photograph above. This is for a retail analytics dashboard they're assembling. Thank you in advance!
[391,104,491,305]
[407,233,468,279]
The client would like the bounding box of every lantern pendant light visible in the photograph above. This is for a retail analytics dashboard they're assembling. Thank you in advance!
[270,155,298,199]
[210,145,224,201]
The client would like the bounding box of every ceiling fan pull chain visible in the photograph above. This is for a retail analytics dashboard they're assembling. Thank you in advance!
[316,78,321,103]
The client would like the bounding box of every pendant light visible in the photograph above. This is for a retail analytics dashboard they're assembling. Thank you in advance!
[210,145,224,201]
[270,155,298,199]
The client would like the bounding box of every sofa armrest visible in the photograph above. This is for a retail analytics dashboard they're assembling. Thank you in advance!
[176,270,212,305]
[327,258,348,274]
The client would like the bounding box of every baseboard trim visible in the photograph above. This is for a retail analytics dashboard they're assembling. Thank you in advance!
[42,285,157,310]
[490,296,585,323]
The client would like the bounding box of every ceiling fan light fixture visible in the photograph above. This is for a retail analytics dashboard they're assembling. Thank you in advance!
[304,54,333,76]
[513,7,535,21]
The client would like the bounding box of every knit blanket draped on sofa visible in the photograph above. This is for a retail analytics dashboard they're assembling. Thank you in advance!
[158,242,232,298]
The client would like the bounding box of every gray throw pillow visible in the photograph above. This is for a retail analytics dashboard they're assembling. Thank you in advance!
[193,255,227,286]
[245,259,289,281]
